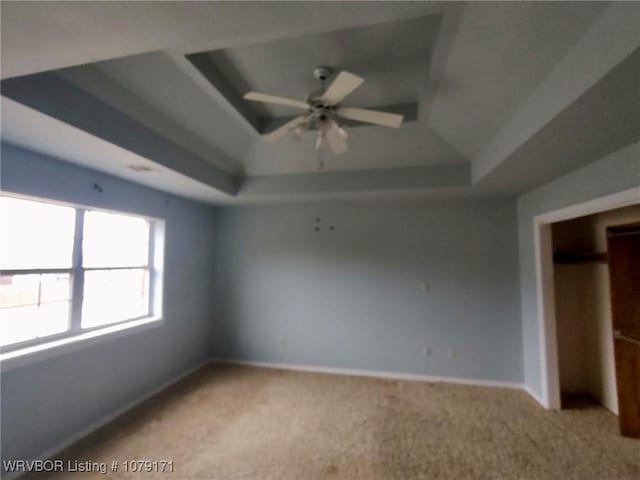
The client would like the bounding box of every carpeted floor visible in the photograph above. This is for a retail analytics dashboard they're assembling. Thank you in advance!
[29,364,639,480]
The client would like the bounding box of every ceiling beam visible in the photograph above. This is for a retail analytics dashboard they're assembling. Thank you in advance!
[471,2,640,184]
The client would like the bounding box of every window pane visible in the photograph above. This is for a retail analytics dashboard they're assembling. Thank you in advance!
[83,211,149,268]
[0,196,75,269]
[81,269,149,328]
[0,274,71,346]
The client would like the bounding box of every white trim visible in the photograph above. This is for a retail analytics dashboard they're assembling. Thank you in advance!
[1,358,212,480]
[533,221,560,410]
[532,187,640,410]
[0,316,163,373]
[212,358,524,390]
[0,190,166,223]
[0,192,167,363]
[535,187,640,224]
[524,385,546,407]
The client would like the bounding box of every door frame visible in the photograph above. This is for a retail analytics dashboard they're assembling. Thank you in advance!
[534,187,640,410]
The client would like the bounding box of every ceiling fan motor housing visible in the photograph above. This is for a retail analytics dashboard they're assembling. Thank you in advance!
[311,66,336,108]
[313,66,333,82]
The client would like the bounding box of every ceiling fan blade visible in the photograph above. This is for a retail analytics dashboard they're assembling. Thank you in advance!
[321,71,364,105]
[325,120,349,155]
[244,92,309,110]
[263,116,309,143]
[338,107,403,128]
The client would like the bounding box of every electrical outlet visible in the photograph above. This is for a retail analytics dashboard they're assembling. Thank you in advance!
[422,346,432,357]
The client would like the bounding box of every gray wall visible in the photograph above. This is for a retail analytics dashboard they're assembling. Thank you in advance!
[213,199,523,383]
[517,141,640,397]
[0,144,220,463]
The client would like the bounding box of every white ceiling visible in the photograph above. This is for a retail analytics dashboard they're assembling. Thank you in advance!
[242,122,465,176]
[198,14,442,118]
[0,2,448,79]
[62,54,251,175]
[0,98,230,205]
[428,1,608,158]
[1,1,638,204]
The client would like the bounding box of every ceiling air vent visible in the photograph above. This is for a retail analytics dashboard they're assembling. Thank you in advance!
[127,164,154,173]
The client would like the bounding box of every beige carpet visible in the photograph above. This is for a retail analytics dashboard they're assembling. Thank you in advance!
[29,364,639,480]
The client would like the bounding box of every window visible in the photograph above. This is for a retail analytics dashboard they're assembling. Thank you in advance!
[0,195,163,351]
[81,211,151,328]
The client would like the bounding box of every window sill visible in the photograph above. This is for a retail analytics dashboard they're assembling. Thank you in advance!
[0,317,163,372]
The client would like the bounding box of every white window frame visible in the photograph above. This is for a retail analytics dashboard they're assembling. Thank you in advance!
[0,193,165,356]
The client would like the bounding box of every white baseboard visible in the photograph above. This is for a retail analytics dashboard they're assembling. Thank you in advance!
[212,358,524,390]
[2,358,212,480]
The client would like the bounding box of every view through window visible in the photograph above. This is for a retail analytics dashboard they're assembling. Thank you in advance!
[0,195,159,349]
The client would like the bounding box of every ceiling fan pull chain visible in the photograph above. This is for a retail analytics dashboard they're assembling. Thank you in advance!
[317,147,325,170]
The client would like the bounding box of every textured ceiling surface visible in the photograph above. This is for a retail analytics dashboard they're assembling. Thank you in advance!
[0,2,445,79]
[40,11,463,177]
[91,53,253,175]
[478,47,640,195]
[198,15,442,119]
[242,122,466,176]
[428,1,608,158]
[1,1,638,204]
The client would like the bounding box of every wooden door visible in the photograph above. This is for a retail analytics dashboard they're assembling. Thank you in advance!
[607,223,640,438]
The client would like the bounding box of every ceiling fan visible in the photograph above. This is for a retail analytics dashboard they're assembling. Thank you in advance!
[243,66,404,155]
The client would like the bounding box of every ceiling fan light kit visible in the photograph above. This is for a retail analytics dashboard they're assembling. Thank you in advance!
[243,66,404,155]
